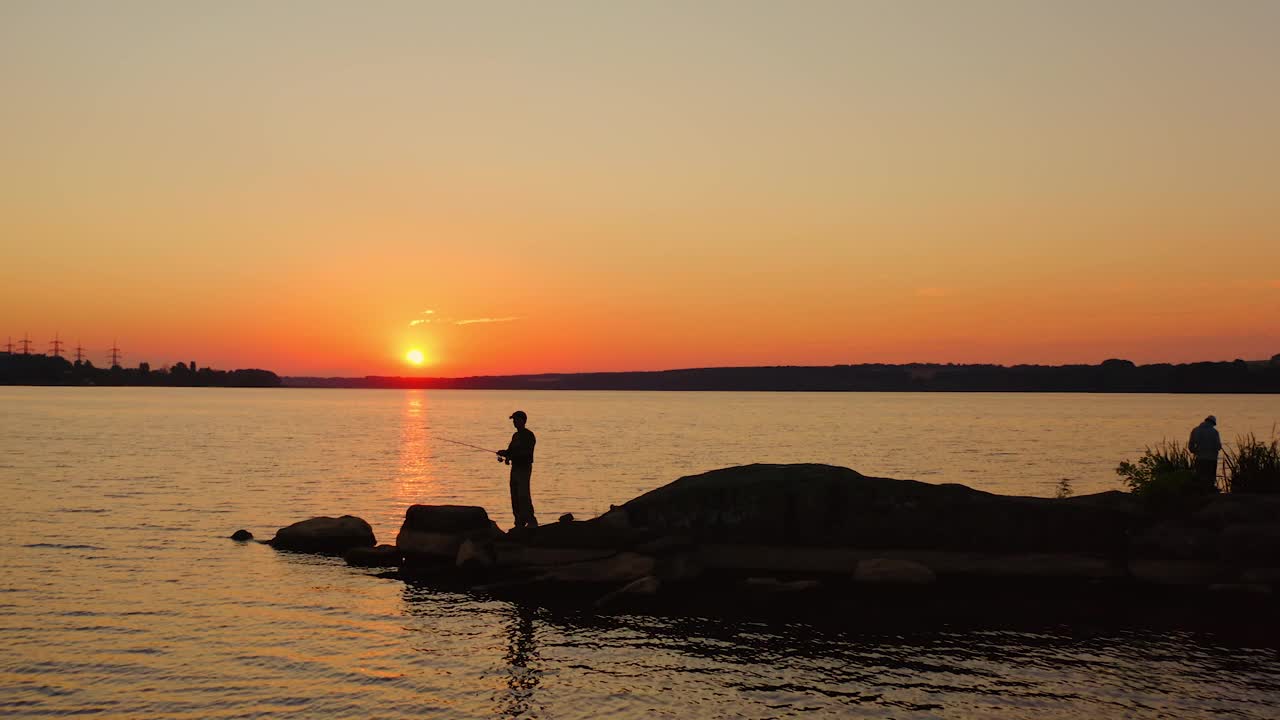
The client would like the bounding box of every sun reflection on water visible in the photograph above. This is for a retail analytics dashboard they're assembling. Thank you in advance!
[396,390,435,503]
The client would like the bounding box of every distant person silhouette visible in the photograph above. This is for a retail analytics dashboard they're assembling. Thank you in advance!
[497,410,538,529]
[1188,415,1222,492]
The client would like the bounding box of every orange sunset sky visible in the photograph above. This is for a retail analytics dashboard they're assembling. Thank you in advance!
[2,2,1277,377]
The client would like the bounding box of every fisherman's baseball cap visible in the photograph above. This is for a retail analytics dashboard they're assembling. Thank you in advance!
[510,410,527,421]
[1206,415,1217,424]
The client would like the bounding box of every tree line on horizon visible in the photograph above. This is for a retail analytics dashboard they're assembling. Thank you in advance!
[288,356,1280,393]
[6,351,1279,392]
[0,352,280,387]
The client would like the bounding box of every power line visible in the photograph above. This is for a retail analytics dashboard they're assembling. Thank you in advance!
[49,332,65,357]
[18,332,33,355]
[74,341,86,363]
[108,339,122,367]
[3,337,12,354]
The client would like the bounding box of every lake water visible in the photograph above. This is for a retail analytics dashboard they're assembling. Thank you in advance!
[2,387,1278,718]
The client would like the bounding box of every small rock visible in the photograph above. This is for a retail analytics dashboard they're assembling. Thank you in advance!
[344,544,402,568]
[230,529,253,541]
[854,558,936,585]
[558,513,575,524]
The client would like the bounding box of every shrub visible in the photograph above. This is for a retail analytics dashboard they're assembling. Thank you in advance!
[1222,431,1280,494]
[1116,441,1208,509]
[1116,441,1196,492]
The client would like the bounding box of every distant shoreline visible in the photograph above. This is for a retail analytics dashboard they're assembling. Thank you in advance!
[6,354,1278,392]
[282,358,1280,393]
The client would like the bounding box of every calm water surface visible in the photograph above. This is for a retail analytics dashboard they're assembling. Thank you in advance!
[2,388,1278,718]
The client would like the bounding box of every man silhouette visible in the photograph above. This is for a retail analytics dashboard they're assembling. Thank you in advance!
[497,410,538,529]
[1188,415,1222,493]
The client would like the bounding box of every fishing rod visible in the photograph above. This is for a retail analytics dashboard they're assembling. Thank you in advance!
[438,437,509,463]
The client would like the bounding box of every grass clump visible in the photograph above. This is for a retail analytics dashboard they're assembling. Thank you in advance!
[1222,431,1280,494]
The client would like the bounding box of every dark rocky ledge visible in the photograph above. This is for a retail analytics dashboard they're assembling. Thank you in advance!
[256,464,1280,628]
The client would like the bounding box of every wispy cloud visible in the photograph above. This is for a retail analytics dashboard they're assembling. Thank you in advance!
[408,309,438,327]
[454,317,520,326]
[408,309,520,327]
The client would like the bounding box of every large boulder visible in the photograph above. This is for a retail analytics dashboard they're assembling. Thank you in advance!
[270,515,375,554]
[621,464,1143,554]
[403,505,494,534]
[397,505,502,566]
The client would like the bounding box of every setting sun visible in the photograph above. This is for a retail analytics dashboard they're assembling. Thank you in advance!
[405,349,425,366]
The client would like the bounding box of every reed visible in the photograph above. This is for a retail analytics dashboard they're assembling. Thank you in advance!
[1222,429,1280,494]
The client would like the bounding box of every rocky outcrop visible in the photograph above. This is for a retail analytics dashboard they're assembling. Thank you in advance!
[259,465,1280,623]
[620,464,1142,554]
[230,529,253,541]
[403,505,494,533]
[269,515,375,554]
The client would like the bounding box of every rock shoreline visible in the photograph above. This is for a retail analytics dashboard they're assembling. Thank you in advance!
[252,464,1280,625]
